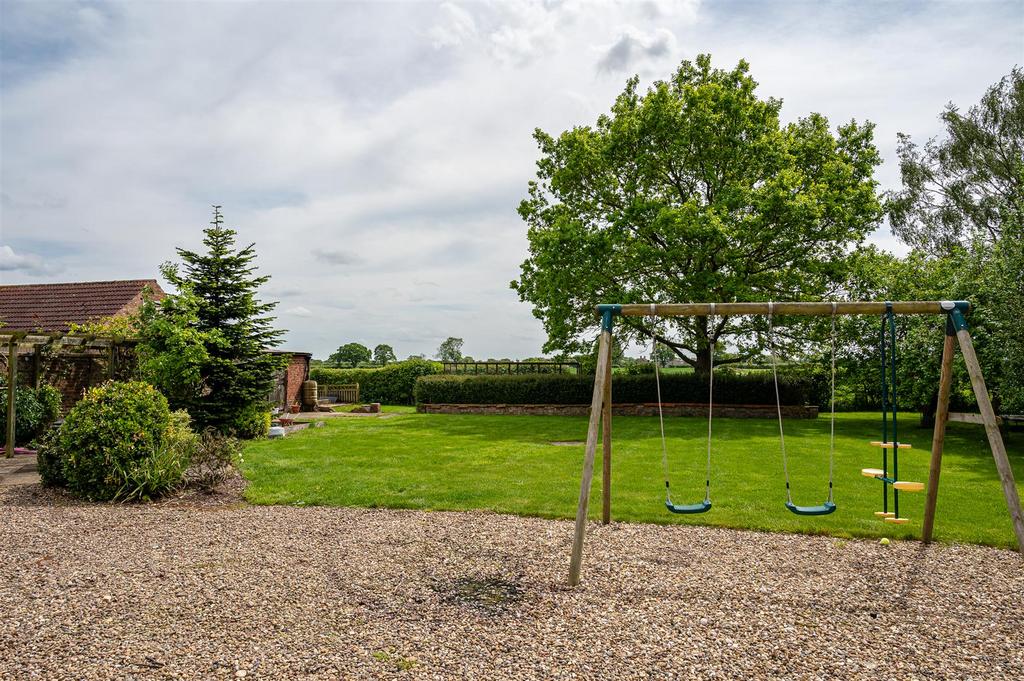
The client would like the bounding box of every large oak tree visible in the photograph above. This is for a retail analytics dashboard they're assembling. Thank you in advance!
[512,55,882,374]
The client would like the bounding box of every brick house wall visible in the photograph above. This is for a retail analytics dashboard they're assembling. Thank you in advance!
[269,352,311,409]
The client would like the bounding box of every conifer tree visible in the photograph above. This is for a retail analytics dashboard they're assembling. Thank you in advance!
[160,206,286,431]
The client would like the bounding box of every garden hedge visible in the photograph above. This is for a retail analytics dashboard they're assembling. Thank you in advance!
[310,359,442,404]
[0,384,61,446]
[414,371,819,406]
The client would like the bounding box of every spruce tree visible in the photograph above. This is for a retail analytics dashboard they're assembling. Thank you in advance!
[162,206,287,431]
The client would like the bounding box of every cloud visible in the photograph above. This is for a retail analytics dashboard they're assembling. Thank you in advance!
[313,249,362,267]
[283,306,313,317]
[597,26,676,72]
[429,2,477,48]
[0,245,61,276]
[1,0,1020,360]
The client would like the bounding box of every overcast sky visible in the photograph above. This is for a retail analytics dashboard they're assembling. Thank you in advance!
[1,0,1022,359]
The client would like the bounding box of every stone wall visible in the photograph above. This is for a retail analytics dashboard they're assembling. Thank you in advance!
[417,402,819,418]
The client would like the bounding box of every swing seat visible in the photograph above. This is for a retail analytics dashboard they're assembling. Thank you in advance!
[785,501,836,516]
[666,499,712,514]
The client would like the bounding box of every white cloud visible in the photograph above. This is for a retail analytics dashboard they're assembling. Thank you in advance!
[429,1,477,48]
[284,306,314,317]
[0,245,61,276]
[1,0,1020,358]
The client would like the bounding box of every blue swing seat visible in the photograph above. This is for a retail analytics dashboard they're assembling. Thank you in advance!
[666,499,712,514]
[785,501,836,516]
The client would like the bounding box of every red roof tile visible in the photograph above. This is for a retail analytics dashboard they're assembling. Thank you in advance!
[0,279,164,332]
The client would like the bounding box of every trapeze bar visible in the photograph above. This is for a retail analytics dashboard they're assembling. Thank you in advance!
[601,301,971,318]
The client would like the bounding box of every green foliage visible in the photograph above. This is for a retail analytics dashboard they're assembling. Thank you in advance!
[888,67,1022,253]
[137,286,222,408]
[35,425,65,488]
[113,410,196,501]
[156,206,287,431]
[882,68,1024,415]
[0,385,61,446]
[436,337,464,363]
[513,54,882,373]
[310,359,442,404]
[414,372,818,406]
[59,381,173,501]
[373,343,397,366]
[330,342,372,367]
[231,403,271,439]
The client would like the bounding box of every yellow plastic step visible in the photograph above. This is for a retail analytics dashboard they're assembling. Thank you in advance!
[861,468,885,478]
[884,517,910,524]
[893,481,925,492]
[869,441,912,449]
[874,511,895,517]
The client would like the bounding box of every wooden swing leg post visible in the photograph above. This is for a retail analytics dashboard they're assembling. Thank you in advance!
[602,349,612,525]
[568,329,612,586]
[956,326,1024,553]
[923,329,955,543]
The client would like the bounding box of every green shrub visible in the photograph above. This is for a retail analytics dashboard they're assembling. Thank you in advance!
[60,381,172,501]
[232,403,271,439]
[36,425,66,488]
[114,410,197,501]
[414,371,818,406]
[0,384,61,446]
[311,358,442,404]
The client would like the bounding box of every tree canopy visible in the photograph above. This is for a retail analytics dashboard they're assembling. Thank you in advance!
[512,54,882,374]
[330,342,372,367]
[436,337,464,363]
[373,344,397,366]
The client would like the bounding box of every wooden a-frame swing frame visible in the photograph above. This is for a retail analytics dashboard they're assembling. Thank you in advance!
[568,301,1024,586]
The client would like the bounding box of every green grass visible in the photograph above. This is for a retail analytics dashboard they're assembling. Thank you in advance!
[330,404,417,414]
[242,411,1024,548]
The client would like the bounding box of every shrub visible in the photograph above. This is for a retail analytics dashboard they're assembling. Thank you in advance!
[414,371,819,406]
[114,410,196,501]
[186,429,243,491]
[60,381,172,501]
[311,358,442,404]
[0,384,62,446]
[36,425,66,488]
[231,403,271,439]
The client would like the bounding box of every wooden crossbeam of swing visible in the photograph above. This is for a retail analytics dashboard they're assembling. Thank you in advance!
[614,301,969,317]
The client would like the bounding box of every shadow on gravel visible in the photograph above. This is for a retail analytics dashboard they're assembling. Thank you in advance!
[434,575,525,614]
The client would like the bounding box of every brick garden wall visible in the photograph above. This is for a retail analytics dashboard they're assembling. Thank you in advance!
[416,403,819,418]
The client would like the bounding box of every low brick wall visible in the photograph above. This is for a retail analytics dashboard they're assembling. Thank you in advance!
[417,403,819,418]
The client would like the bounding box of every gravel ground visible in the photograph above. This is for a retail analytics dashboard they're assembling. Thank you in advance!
[2,484,1022,680]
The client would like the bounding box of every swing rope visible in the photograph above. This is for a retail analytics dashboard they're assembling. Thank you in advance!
[768,302,793,504]
[769,301,837,515]
[652,303,713,511]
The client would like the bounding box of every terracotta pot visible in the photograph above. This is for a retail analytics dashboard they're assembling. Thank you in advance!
[290,404,300,413]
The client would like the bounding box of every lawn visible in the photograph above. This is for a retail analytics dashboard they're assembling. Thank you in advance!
[242,411,1024,549]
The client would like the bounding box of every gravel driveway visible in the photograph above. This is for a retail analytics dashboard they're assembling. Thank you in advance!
[2,484,1021,680]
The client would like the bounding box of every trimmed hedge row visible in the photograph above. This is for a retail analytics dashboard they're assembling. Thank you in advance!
[414,371,819,406]
[310,359,442,405]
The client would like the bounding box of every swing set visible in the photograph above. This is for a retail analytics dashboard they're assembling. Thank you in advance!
[568,301,1024,586]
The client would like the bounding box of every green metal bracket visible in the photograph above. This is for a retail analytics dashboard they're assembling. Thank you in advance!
[949,308,969,332]
[597,304,621,332]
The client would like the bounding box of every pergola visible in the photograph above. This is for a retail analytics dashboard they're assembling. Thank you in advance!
[2,331,135,458]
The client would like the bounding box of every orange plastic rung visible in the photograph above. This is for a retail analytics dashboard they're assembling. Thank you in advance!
[893,481,924,492]
[884,517,910,524]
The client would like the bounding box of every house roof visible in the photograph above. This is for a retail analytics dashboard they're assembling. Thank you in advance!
[0,279,164,332]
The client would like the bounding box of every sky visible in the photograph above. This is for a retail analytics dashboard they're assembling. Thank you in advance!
[1,0,1022,360]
